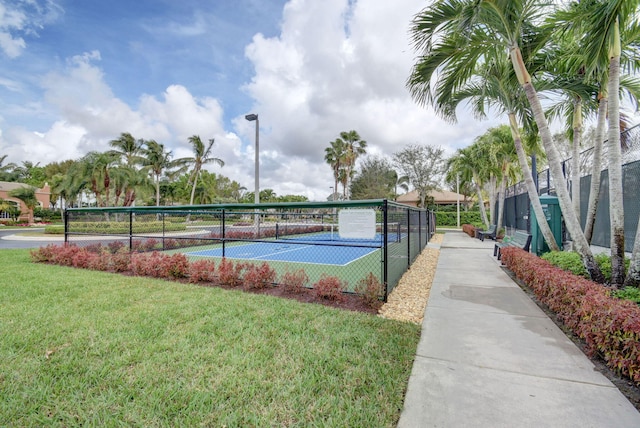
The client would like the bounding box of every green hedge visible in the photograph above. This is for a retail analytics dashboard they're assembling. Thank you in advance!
[435,211,482,227]
[45,221,187,235]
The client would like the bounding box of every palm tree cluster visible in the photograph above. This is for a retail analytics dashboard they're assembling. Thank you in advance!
[324,130,368,200]
[0,132,240,215]
[408,0,640,287]
[447,125,522,231]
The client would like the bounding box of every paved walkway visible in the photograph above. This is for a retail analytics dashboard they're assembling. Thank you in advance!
[398,230,640,428]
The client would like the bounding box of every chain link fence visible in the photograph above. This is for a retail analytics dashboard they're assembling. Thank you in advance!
[64,200,434,301]
[501,123,640,251]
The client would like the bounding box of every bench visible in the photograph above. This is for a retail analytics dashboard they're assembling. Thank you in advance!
[494,231,532,260]
[476,224,497,241]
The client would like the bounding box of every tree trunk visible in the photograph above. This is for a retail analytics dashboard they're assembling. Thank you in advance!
[496,175,506,233]
[475,180,489,228]
[488,176,497,225]
[510,44,604,282]
[584,95,607,243]
[571,98,582,219]
[624,217,640,287]
[509,113,559,251]
[608,49,625,288]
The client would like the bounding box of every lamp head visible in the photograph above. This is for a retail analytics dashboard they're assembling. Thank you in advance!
[245,113,258,121]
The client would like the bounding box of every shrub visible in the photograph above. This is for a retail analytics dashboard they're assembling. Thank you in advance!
[280,269,309,294]
[107,241,126,254]
[313,274,346,301]
[501,247,640,384]
[243,262,277,290]
[108,249,131,272]
[541,251,587,278]
[614,286,640,305]
[542,251,630,284]
[355,273,383,307]
[461,224,476,238]
[30,244,58,262]
[188,259,217,284]
[217,258,245,287]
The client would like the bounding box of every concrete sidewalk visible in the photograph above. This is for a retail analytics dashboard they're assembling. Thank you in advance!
[398,230,640,428]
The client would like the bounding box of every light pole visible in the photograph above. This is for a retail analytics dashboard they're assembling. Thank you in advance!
[245,113,259,233]
[245,113,259,204]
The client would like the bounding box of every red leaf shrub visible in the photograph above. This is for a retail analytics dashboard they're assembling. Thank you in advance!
[188,259,217,283]
[107,241,126,254]
[462,224,477,238]
[280,268,309,293]
[313,274,346,301]
[355,272,383,307]
[243,262,277,290]
[108,249,131,272]
[30,244,58,262]
[217,258,245,287]
[130,252,189,279]
[501,247,640,384]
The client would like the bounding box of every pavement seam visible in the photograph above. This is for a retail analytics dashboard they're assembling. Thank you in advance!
[411,354,617,389]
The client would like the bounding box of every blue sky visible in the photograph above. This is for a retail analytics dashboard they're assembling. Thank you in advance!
[0,0,498,200]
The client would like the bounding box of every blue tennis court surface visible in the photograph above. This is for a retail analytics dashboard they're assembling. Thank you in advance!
[187,241,378,266]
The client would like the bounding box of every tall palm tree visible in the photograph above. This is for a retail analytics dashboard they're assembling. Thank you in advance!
[141,140,180,206]
[324,139,347,201]
[408,23,561,251]
[408,0,598,277]
[184,135,225,206]
[447,147,491,228]
[338,130,367,200]
[553,0,640,286]
[109,132,146,206]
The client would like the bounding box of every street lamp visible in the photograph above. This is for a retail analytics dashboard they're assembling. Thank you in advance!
[245,113,259,205]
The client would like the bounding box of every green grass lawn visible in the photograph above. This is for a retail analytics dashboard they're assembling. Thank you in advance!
[0,249,420,427]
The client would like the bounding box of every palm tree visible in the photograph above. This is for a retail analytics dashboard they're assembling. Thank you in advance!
[447,147,490,228]
[338,130,367,200]
[553,0,640,286]
[408,0,598,277]
[141,140,178,206]
[109,132,146,206]
[184,136,225,206]
[324,139,347,201]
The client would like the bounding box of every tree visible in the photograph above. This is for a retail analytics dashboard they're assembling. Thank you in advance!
[350,156,397,200]
[184,135,225,207]
[393,144,445,208]
[333,130,367,200]
[109,132,146,206]
[324,138,347,199]
[408,0,601,278]
[447,146,491,228]
[9,186,37,224]
[141,140,185,206]
[553,0,640,286]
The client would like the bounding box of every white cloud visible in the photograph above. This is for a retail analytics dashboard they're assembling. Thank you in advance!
[1,0,500,202]
[0,0,64,58]
[237,0,496,199]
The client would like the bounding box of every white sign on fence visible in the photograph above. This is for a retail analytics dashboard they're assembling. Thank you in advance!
[338,209,376,240]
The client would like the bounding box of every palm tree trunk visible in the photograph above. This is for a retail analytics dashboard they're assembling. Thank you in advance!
[584,95,607,243]
[510,44,603,282]
[624,219,640,287]
[488,176,497,225]
[607,46,625,287]
[508,114,559,251]
[496,175,506,233]
[474,180,489,228]
[571,98,582,219]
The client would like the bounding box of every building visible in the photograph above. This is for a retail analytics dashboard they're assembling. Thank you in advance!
[396,189,470,208]
[0,181,51,223]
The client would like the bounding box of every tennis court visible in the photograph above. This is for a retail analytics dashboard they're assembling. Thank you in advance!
[187,240,379,266]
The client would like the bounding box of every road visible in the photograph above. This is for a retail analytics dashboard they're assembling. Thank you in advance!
[0,228,62,249]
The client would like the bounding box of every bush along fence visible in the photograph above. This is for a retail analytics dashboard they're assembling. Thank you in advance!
[501,247,640,384]
[61,199,435,302]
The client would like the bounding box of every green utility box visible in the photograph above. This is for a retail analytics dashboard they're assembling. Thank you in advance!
[530,195,563,255]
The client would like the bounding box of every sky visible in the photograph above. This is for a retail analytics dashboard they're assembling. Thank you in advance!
[0,0,503,201]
